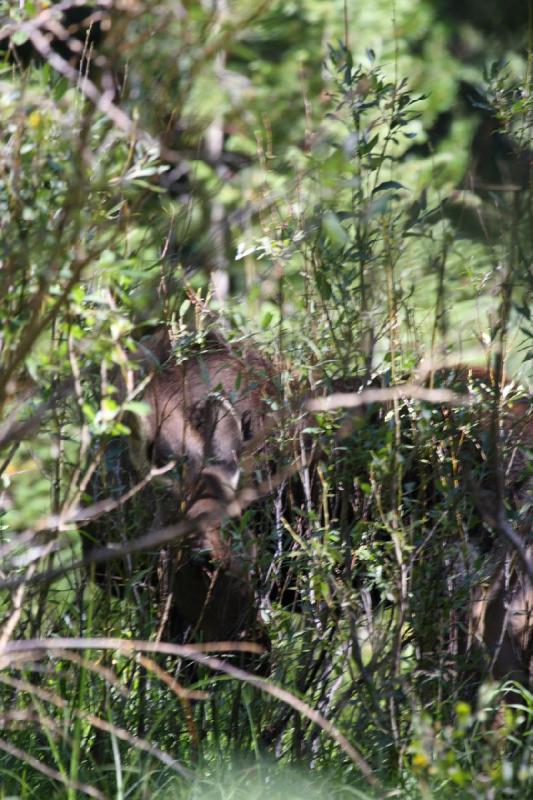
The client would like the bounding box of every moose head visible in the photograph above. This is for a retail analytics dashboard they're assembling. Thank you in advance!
[84,326,275,664]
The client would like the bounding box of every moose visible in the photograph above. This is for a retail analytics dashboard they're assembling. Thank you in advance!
[83,326,275,660]
[83,326,532,708]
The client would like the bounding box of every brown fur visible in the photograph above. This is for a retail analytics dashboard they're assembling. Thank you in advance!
[125,328,274,652]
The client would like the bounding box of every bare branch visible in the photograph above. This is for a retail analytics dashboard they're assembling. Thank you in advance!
[72,462,176,522]
[486,509,533,581]
[307,384,472,413]
[0,380,74,452]
[0,672,192,780]
[0,637,380,786]
[0,736,105,799]
[0,517,209,591]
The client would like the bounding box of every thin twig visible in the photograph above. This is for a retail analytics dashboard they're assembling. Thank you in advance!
[307,384,471,413]
[0,673,192,780]
[0,737,105,800]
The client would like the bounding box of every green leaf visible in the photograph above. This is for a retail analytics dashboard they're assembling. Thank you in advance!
[261,310,274,330]
[11,30,29,46]
[321,210,349,249]
[372,180,407,195]
[123,401,151,418]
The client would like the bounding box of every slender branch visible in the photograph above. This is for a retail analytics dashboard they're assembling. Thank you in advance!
[0,737,104,800]
[306,384,471,412]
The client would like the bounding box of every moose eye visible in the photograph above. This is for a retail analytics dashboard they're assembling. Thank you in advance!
[241,410,253,441]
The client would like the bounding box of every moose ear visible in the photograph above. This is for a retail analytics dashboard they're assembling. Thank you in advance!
[136,328,173,370]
